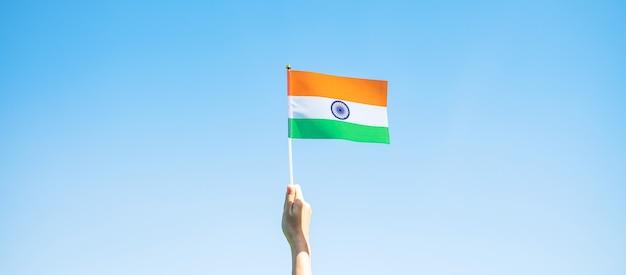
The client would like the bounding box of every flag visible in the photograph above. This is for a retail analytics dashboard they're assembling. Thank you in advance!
[287,70,389,144]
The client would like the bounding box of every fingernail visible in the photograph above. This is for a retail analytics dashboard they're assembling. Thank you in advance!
[287,186,293,194]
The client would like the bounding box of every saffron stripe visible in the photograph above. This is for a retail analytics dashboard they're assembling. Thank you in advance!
[288,118,390,144]
[288,70,388,107]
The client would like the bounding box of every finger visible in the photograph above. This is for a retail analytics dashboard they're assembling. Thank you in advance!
[294,184,305,202]
[283,184,296,214]
[292,198,304,213]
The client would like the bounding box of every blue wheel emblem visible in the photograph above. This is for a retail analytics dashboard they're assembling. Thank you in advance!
[331,100,350,120]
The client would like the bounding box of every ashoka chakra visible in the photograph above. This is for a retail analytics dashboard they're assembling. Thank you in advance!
[331,100,350,120]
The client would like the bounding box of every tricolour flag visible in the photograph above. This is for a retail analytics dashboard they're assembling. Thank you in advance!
[288,70,389,144]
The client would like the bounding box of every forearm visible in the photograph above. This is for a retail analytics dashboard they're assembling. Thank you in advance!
[291,244,312,275]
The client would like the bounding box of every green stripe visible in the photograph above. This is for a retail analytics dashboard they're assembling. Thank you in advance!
[288,118,390,144]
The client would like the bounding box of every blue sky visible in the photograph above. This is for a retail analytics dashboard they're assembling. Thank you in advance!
[1,0,625,274]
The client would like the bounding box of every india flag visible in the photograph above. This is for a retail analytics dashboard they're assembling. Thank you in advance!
[287,70,389,144]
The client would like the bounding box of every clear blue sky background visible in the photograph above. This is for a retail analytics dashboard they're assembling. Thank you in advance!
[1,1,625,274]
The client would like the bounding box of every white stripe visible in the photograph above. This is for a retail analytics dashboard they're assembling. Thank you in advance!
[288,96,388,127]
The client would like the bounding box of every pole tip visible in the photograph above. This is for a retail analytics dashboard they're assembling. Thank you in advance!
[286,64,291,70]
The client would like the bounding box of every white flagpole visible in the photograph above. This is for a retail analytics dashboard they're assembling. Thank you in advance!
[287,64,294,185]
[288,137,294,185]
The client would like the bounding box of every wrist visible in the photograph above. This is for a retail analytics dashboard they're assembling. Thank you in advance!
[290,239,310,254]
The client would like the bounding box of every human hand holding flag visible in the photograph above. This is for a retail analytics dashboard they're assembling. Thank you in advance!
[282,184,312,275]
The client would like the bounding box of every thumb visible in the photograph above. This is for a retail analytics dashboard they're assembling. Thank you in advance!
[283,184,296,214]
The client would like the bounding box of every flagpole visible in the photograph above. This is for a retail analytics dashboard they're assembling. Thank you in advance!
[287,64,294,185]
[288,137,294,185]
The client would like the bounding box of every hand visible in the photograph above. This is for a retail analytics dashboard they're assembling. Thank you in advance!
[282,184,312,253]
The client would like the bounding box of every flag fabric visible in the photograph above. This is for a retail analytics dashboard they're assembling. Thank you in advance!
[288,70,389,144]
